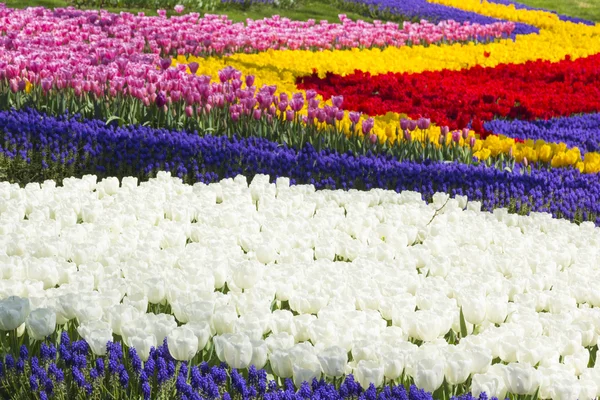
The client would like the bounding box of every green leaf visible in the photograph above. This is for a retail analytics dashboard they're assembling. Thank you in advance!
[459,306,468,338]
[105,115,125,125]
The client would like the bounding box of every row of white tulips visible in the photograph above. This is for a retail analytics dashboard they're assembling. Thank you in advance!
[0,172,599,399]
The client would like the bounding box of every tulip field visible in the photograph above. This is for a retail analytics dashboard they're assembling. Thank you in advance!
[2,0,600,399]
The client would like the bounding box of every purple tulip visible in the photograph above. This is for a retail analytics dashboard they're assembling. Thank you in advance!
[417,117,431,130]
[17,80,26,92]
[277,100,288,112]
[316,108,327,123]
[155,92,167,108]
[307,108,317,120]
[441,126,449,136]
[469,136,476,147]
[290,98,304,112]
[452,130,461,143]
[159,58,172,71]
[408,120,418,132]
[362,118,375,135]
[286,110,295,122]
[331,95,344,109]
[403,129,412,141]
[369,134,378,144]
[335,109,345,121]
[41,78,53,92]
[245,75,255,87]
[305,89,317,100]
[253,109,262,120]
[188,62,199,75]
[308,98,320,109]
[400,118,409,131]
[349,111,361,125]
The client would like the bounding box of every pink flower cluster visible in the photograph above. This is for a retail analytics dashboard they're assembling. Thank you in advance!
[0,5,515,59]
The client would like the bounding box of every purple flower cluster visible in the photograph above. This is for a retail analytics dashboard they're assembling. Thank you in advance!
[483,0,596,26]
[338,0,539,36]
[1,108,599,224]
[484,113,600,154]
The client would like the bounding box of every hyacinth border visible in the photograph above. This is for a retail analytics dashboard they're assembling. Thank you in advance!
[1,108,600,225]
[0,333,488,400]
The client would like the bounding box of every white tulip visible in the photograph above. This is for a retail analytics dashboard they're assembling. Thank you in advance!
[147,313,177,343]
[317,346,347,378]
[444,349,473,385]
[213,333,253,369]
[77,320,113,356]
[471,371,507,399]
[250,339,268,369]
[270,349,294,378]
[26,308,56,340]
[168,326,199,361]
[502,362,541,396]
[0,296,30,331]
[354,360,384,389]
[265,332,295,353]
[412,358,445,393]
[213,305,238,334]
[185,322,212,351]
[292,351,322,388]
[127,333,157,362]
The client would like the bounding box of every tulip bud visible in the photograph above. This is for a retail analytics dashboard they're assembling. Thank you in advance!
[469,137,476,148]
[369,134,378,144]
[523,157,528,167]
[252,109,262,120]
[245,74,255,87]
[404,129,411,141]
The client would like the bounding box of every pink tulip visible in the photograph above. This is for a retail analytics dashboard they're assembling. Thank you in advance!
[185,105,194,117]
[174,5,184,14]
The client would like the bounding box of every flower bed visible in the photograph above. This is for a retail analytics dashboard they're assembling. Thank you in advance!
[1,173,599,399]
[1,0,600,399]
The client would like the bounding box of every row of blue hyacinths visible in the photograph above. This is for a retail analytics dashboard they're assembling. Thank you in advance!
[1,108,600,224]
[0,332,493,400]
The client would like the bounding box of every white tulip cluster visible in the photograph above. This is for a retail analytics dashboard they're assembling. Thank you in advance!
[1,172,600,399]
